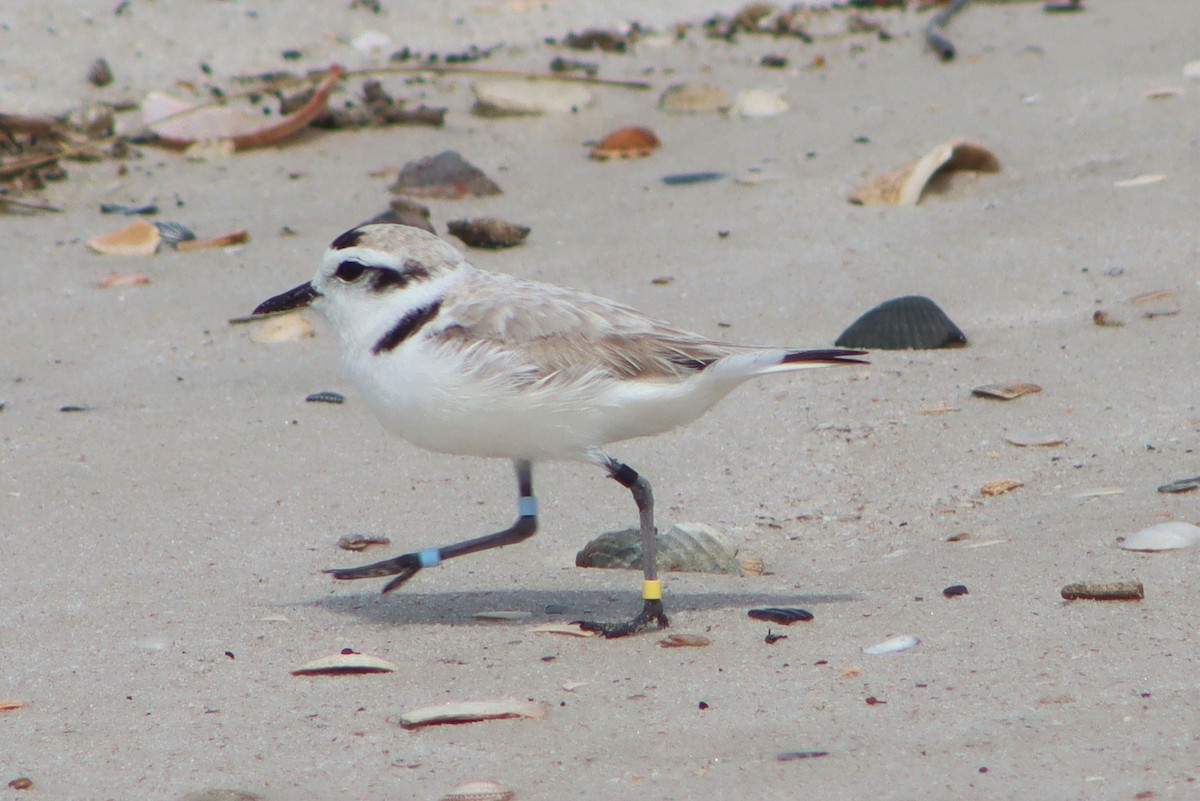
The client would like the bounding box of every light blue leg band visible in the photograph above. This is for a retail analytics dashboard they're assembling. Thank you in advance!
[518,496,538,517]
[417,548,441,568]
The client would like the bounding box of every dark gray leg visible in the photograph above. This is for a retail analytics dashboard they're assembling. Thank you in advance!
[326,459,538,594]
[576,457,670,638]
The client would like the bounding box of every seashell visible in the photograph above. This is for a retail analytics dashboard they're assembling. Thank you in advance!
[390,151,502,199]
[971,382,1042,400]
[747,607,813,625]
[589,126,661,160]
[474,610,532,621]
[659,633,711,648]
[1060,582,1144,601]
[99,271,151,288]
[472,80,594,116]
[0,700,24,712]
[88,57,113,87]
[100,202,158,215]
[250,312,315,343]
[1157,476,1200,494]
[863,634,920,655]
[1144,87,1182,99]
[365,197,436,233]
[143,65,342,151]
[1072,487,1124,498]
[306,391,345,404]
[1120,522,1200,552]
[736,555,765,576]
[441,779,515,801]
[530,622,595,637]
[835,295,967,350]
[446,217,530,249]
[1113,174,1165,188]
[176,228,250,252]
[658,83,733,114]
[980,479,1023,497]
[662,171,726,186]
[335,534,389,551]
[1003,430,1064,447]
[849,138,1000,206]
[153,220,197,246]
[180,791,265,801]
[291,653,399,675]
[86,219,162,256]
[942,584,969,597]
[575,522,743,575]
[398,699,546,729]
[730,87,789,119]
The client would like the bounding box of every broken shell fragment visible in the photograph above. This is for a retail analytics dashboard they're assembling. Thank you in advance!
[0,700,24,712]
[441,780,515,801]
[291,653,399,675]
[176,229,250,252]
[472,79,593,116]
[590,126,661,160]
[849,139,1000,206]
[143,65,343,150]
[249,312,315,343]
[86,219,162,256]
[747,607,813,625]
[835,295,967,350]
[530,622,596,637]
[576,522,743,575]
[336,534,390,551]
[447,217,530,249]
[1061,582,1144,601]
[398,699,546,729]
[981,479,1023,497]
[1120,522,1200,551]
[1003,430,1064,447]
[389,150,502,199]
[659,633,712,648]
[971,382,1042,400]
[1157,476,1200,494]
[99,271,152,288]
[863,634,921,655]
[731,87,789,118]
[658,83,732,114]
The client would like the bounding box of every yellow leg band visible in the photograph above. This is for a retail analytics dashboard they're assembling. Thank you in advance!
[642,579,663,601]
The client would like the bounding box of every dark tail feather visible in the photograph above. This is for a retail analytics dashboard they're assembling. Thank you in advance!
[782,348,869,366]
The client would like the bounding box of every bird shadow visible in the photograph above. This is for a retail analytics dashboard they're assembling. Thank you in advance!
[298,583,864,628]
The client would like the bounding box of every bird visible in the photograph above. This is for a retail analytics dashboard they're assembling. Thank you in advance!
[252,223,867,637]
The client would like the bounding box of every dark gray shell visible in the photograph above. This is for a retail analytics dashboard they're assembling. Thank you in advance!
[575,523,744,575]
[835,295,967,350]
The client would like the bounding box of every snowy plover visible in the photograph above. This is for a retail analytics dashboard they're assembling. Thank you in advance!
[253,224,866,637]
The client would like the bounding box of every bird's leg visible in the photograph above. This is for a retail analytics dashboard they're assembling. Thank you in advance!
[325,460,538,593]
[577,457,670,638]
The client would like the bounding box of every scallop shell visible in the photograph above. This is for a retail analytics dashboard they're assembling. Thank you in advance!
[85,219,162,256]
[575,522,743,575]
[848,138,1000,206]
[590,126,661,160]
[835,295,967,350]
[1120,522,1200,552]
[291,653,398,675]
[441,780,515,801]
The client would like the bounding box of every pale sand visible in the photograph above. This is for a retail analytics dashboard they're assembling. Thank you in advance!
[3,2,1198,798]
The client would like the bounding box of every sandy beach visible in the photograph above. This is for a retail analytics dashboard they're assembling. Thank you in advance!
[3,1,1199,798]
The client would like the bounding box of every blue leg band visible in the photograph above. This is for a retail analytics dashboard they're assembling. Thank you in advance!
[417,548,441,568]
[518,496,538,517]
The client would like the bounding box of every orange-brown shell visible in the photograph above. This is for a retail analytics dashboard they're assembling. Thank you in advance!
[589,126,661,160]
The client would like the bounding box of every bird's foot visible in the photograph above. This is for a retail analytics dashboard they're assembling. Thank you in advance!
[324,552,422,593]
[576,599,669,639]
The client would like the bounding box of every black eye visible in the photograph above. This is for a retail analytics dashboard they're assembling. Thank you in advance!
[335,261,367,282]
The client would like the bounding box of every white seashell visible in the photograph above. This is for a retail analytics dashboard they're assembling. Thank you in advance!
[291,653,398,675]
[441,779,515,801]
[472,80,593,116]
[863,634,921,655]
[399,699,546,729]
[731,87,789,118]
[1120,521,1200,552]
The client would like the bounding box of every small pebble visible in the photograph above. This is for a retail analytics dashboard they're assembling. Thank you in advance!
[100,202,159,215]
[662,171,726,186]
[87,58,113,87]
[942,584,969,597]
